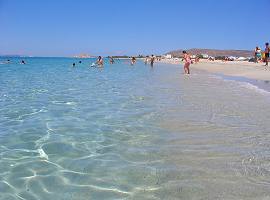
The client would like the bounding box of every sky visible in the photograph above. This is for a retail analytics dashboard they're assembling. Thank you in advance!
[0,0,269,56]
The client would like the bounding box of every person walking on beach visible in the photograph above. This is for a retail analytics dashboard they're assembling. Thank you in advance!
[182,51,191,74]
[150,55,155,67]
[265,42,269,67]
[131,57,136,65]
[96,56,103,66]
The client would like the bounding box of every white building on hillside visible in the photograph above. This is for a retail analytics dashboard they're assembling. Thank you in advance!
[164,54,172,59]
[201,54,209,59]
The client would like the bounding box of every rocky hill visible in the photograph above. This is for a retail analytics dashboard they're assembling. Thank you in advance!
[167,48,253,57]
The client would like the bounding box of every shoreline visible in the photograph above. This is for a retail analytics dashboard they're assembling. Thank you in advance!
[212,72,270,93]
[158,59,270,81]
[158,58,270,94]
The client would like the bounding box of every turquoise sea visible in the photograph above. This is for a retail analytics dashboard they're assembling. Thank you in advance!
[1,57,270,200]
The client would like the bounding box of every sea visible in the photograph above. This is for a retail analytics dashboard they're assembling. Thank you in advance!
[0,57,270,200]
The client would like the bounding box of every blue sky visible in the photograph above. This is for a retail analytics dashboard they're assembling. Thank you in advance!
[0,0,269,56]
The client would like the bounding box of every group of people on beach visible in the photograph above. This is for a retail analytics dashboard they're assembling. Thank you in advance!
[254,42,269,66]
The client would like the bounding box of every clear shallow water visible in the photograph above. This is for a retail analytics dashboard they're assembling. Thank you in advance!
[0,57,270,200]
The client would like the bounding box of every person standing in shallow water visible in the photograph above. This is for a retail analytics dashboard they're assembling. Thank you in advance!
[131,57,136,65]
[109,56,114,64]
[150,55,155,67]
[144,56,148,65]
[182,51,191,74]
[96,56,103,66]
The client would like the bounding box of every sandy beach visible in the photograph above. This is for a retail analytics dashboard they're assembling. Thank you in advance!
[159,59,270,81]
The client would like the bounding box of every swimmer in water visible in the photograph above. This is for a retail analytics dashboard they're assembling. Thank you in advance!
[21,60,26,64]
[182,51,191,74]
[72,63,76,67]
[109,56,115,64]
[96,56,103,66]
[131,57,136,65]
[4,59,11,64]
[79,61,82,64]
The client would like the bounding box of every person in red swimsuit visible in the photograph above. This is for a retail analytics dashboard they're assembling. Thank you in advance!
[182,51,191,74]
